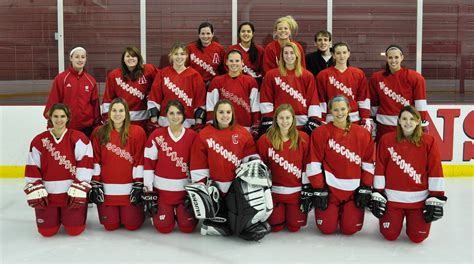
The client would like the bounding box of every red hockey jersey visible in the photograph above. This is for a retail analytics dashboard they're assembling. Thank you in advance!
[257,131,310,203]
[190,125,259,195]
[317,66,370,123]
[187,41,226,83]
[102,64,158,126]
[148,66,206,128]
[144,127,197,205]
[306,123,374,201]
[91,125,146,206]
[44,66,101,130]
[25,129,93,207]
[370,68,428,129]
[206,74,260,129]
[260,68,321,127]
[226,43,264,78]
[374,132,444,209]
[263,40,306,74]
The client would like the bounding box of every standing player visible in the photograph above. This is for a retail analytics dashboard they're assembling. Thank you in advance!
[370,45,429,142]
[44,47,100,137]
[263,15,306,74]
[304,95,374,235]
[225,22,264,85]
[187,22,226,88]
[148,42,206,131]
[370,106,446,243]
[257,104,310,232]
[305,30,334,79]
[89,97,147,231]
[24,103,93,237]
[102,46,158,129]
[317,42,372,132]
[143,100,198,233]
[207,49,261,138]
[260,42,321,135]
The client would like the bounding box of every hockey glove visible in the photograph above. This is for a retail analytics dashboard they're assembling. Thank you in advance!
[67,181,92,209]
[361,118,374,134]
[369,191,387,219]
[313,187,329,211]
[239,222,271,241]
[258,117,273,137]
[141,191,159,217]
[303,117,322,136]
[423,196,447,223]
[300,184,315,213]
[24,181,49,209]
[146,120,161,134]
[192,123,205,133]
[130,182,144,205]
[194,107,206,124]
[250,120,261,140]
[354,186,372,209]
[421,120,430,133]
[89,180,104,205]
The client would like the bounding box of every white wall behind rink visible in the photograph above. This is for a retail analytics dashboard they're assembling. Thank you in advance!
[0,105,472,166]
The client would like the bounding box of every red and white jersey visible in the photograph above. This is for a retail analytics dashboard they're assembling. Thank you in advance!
[190,125,259,195]
[370,68,428,128]
[25,129,93,207]
[306,123,374,201]
[187,41,226,83]
[257,131,310,203]
[144,127,197,205]
[102,64,158,125]
[148,66,206,128]
[260,68,321,127]
[44,66,101,130]
[317,66,370,123]
[91,125,146,206]
[206,74,260,129]
[226,43,264,78]
[262,40,306,74]
[374,132,444,209]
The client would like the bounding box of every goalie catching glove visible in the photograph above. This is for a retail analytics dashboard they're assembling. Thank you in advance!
[24,180,49,209]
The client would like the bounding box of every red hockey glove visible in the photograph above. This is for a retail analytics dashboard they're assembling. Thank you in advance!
[67,181,92,209]
[24,181,49,209]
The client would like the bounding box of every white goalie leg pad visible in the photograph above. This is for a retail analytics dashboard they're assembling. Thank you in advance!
[235,159,272,187]
[246,184,273,225]
[184,183,220,219]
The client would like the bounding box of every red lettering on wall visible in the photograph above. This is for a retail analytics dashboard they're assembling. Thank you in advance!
[427,109,460,161]
[463,110,474,161]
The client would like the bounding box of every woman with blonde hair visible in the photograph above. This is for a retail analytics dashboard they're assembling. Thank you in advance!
[257,104,310,232]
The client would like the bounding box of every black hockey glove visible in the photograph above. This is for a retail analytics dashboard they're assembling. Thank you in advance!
[303,117,322,136]
[130,182,144,205]
[300,184,315,213]
[89,180,104,205]
[141,191,159,217]
[313,187,329,211]
[354,186,372,209]
[369,191,387,219]
[423,196,447,223]
[239,222,271,241]
[194,107,206,124]
[258,117,273,137]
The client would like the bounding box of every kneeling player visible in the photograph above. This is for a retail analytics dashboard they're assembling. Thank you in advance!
[370,106,447,243]
[24,104,93,237]
[143,100,198,233]
[257,104,310,232]
[89,98,146,231]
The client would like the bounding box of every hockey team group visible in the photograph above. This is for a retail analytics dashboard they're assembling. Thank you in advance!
[23,15,447,243]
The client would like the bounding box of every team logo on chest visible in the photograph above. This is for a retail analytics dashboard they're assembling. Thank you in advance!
[328,138,361,165]
[220,88,250,113]
[164,77,192,107]
[115,77,145,100]
[268,148,302,179]
[329,76,354,100]
[387,147,421,184]
[206,138,241,167]
[41,137,77,176]
[274,77,306,107]
[106,143,134,164]
[85,85,90,92]
[378,81,410,106]
[155,135,189,173]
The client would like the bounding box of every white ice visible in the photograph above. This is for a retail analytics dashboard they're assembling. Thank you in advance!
[1,178,473,264]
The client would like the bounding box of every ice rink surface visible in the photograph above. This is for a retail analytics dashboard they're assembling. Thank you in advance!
[1,178,472,264]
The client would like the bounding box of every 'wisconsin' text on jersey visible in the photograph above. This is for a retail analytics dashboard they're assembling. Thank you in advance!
[274,77,306,107]
[268,147,302,179]
[41,137,77,176]
[164,77,193,107]
[378,81,410,107]
[115,77,145,100]
[190,53,216,76]
[105,142,134,164]
[156,135,189,173]
[328,138,361,165]
[329,76,354,100]
[219,87,251,113]
[206,138,241,167]
[387,147,421,184]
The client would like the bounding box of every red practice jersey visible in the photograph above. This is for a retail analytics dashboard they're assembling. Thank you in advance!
[25,129,93,207]
[260,68,321,127]
[187,41,226,83]
[257,131,310,203]
[102,64,158,125]
[306,123,374,201]
[91,125,146,206]
[262,40,306,74]
[144,127,197,205]
[148,66,206,128]
[374,132,444,209]
[317,66,370,123]
[226,43,264,79]
[190,125,259,195]
[206,74,260,129]
[44,66,101,130]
